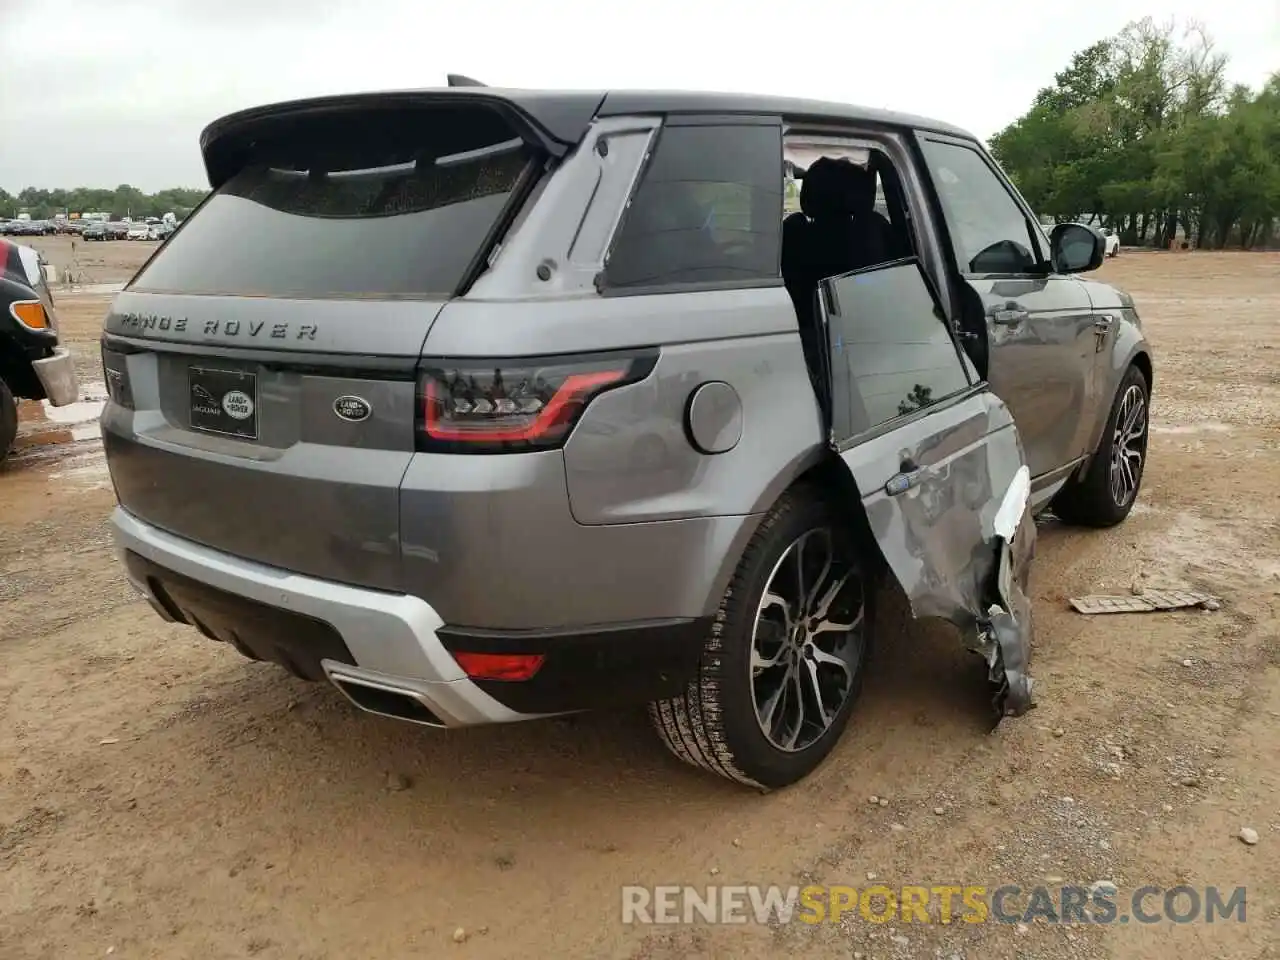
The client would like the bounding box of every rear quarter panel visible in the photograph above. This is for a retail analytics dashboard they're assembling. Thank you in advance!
[405,289,825,628]
[424,289,826,524]
[564,299,824,524]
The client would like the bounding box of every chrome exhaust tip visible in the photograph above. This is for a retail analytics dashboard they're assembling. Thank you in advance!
[324,667,448,728]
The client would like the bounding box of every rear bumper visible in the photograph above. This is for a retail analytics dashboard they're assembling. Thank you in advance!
[113,506,526,727]
[112,507,711,725]
[32,346,79,406]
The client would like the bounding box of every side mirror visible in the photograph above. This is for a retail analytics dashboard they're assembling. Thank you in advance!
[1050,222,1104,274]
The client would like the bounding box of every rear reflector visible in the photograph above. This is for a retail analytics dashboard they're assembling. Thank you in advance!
[100,347,135,409]
[452,651,546,682]
[10,300,49,330]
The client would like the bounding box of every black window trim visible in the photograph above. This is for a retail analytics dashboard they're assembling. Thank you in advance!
[457,148,547,296]
[597,114,785,298]
[915,132,1054,280]
[833,380,989,455]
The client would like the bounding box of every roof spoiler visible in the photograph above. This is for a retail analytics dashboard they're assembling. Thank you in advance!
[199,88,606,188]
[447,74,486,87]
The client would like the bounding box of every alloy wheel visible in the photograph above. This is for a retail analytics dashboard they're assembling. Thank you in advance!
[749,527,865,752]
[1109,384,1147,506]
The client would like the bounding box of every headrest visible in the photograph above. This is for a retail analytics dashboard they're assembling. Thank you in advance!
[799,156,878,219]
[844,163,877,215]
[799,157,854,219]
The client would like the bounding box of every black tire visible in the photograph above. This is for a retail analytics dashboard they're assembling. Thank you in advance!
[0,377,17,464]
[649,488,874,790]
[1052,364,1149,527]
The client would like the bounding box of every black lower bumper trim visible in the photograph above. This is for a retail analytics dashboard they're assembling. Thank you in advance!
[124,551,356,681]
[436,617,711,714]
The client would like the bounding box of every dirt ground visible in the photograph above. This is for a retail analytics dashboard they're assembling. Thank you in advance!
[2,251,1278,960]
[28,234,160,287]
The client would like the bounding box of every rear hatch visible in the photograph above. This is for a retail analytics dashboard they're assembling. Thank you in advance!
[101,99,547,591]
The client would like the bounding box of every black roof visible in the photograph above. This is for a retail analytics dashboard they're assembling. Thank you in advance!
[200,87,974,187]
[597,90,972,139]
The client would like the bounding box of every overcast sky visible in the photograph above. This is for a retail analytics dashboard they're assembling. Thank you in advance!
[1,0,1276,193]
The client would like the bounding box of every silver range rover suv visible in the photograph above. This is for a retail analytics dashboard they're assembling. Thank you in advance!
[100,85,1152,789]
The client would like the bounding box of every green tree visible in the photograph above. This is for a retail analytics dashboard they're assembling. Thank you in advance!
[990,18,1277,249]
[0,184,210,221]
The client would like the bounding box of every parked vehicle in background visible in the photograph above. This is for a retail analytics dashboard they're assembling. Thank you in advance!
[106,221,129,240]
[101,86,1153,789]
[2,220,44,237]
[1103,228,1121,258]
[1,240,80,460]
[83,222,109,241]
[126,222,152,240]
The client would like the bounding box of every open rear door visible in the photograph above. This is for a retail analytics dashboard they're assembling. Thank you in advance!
[817,258,1035,716]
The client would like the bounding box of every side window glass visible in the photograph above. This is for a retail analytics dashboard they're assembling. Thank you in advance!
[604,124,782,289]
[824,260,970,439]
[918,139,1039,275]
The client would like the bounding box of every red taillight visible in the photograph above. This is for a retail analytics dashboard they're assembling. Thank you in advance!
[453,651,546,682]
[417,350,657,453]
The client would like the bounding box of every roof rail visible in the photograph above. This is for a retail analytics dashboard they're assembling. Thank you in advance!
[446,74,486,87]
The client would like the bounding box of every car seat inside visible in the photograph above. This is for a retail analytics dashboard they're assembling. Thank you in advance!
[780,150,906,404]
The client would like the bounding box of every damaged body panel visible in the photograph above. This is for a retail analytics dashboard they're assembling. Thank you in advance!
[818,257,1036,716]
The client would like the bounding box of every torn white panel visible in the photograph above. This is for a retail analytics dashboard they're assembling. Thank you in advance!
[993,465,1031,540]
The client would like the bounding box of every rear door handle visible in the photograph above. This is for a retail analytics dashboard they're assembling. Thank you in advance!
[885,459,931,496]
[991,306,1029,326]
[885,470,922,496]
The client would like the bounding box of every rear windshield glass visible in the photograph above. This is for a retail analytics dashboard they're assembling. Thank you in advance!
[131,108,533,299]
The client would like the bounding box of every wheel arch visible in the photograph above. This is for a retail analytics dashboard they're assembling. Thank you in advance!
[1131,349,1153,392]
[1080,343,1152,473]
[704,449,890,619]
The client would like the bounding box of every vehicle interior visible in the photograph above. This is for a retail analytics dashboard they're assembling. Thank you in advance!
[780,143,919,395]
[779,140,990,404]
